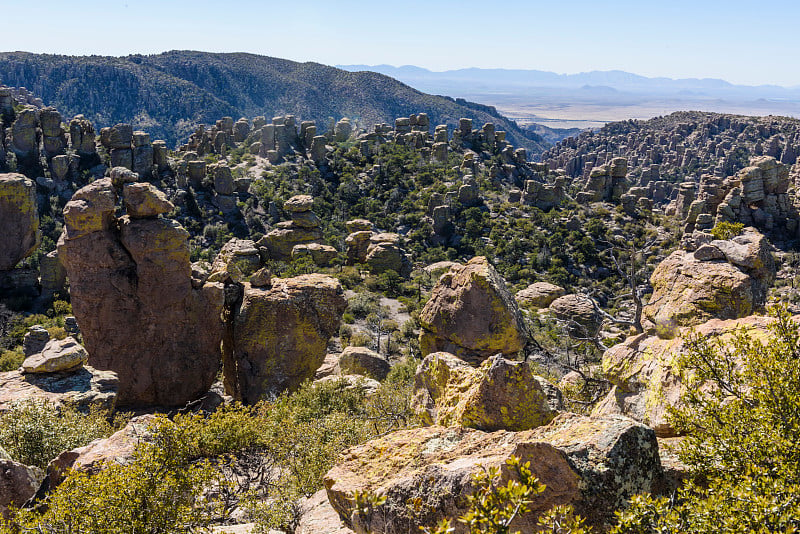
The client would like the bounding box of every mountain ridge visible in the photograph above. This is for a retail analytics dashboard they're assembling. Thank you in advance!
[0,51,555,152]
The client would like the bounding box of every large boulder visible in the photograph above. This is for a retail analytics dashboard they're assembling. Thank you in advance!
[549,294,602,338]
[58,179,225,407]
[515,282,565,309]
[0,459,39,517]
[338,346,391,381]
[0,366,118,413]
[209,238,262,284]
[418,257,525,364]
[0,173,40,270]
[21,337,88,374]
[595,314,781,436]
[296,490,356,534]
[225,275,347,403]
[644,229,774,330]
[411,353,558,431]
[324,413,662,533]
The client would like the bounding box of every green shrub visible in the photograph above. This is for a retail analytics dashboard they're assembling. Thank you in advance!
[0,400,126,468]
[0,348,24,371]
[612,306,800,533]
[709,221,744,240]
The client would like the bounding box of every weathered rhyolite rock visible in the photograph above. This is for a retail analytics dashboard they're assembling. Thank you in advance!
[338,346,391,381]
[258,195,326,261]
[594,314,785,436]
[418,257,525,364]
[549,294,602,338]
[515,282,566,308]
[225,275,347,403]
[324,413,662,533]
[208,238,261,284]
[412,352,558,431]
[58,178,224,407]
[22,337,88,373]
[0,173,40,270]
[0,366,118,413]
[122,182,174,219]
[643,228,774,331]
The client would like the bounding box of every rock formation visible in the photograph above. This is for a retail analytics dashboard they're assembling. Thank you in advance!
[515,282,565,308]
[644,228,774,330]
[21,337,88,374]
[595,314,783,436]
[338,346,391,381]
[226,275,347,403]
[0,458,39,518]
[412,352,558,431]
[324,413,662,533]
[418,257,525,363]
[258,195,326,261]
[0,173,39,271]
[57,171,225,407]
[0,366,118,413]
[548,294,602,339]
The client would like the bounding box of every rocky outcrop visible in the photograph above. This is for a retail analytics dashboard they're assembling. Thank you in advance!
[418,257,525,364]
[338,346,391,381]
[324,413,662,533]
[21,337,88,374]
[411,352,558,431]
[58,174,225,407]
[644,228,774,330]
[297,490,356,534]
[595,314,781,436]
[208,239,262,284]
[576,158,629,203]
[0,366,118,413]
[0,173,39,271]
[365,233,410,276]
[258,195,326,261]
[515,282,565,308]
[225,275,346,403]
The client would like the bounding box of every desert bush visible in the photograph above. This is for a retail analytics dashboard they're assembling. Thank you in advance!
[709,220,744,241]
[0,348,23,371]
[0,400,127,468]
[612,305,800,533]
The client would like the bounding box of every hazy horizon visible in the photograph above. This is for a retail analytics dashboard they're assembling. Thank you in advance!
[1,0,799,86]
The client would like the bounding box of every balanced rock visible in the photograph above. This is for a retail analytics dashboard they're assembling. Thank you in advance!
[292,243,338,266]
[412,352,558,431]
[122,182,173,219]
[0,173,40,270]
[325,413,662,533]
[58,179,224,407]
[209,238,262,284]
[284,194,314,212]
[23,326,50,357]
[515,282,565,308]
[419,257,525,364]
[644,228,774,330]
[225,275,346,403]
[338,346,391,381]
[22,337,88,373]
[0,366,118,413]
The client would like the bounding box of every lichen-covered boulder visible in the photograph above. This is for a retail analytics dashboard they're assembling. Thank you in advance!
[595,314,782,436]
[208,238,262,284]
[122,182,173,219]
[226,275,347,403]
[0,173,40,270]
[338,346,391,381]
[418,257,525,364]
[412,352,557,431]
[644,228,774,331]
[22,337,88,373]
[324,413,662,533]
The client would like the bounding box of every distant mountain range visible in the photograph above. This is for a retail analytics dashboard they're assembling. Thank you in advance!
[338,65,800,99]
[337,65,800,130]
[0,51,560,152]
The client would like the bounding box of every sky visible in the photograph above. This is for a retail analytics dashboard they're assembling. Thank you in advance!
[1,0,799,86]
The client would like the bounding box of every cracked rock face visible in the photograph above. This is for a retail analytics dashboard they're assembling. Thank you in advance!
[58,178,224,407]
